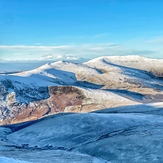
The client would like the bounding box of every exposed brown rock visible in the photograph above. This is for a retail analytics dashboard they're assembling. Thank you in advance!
[0,86,137,125]
[0,86,86,124]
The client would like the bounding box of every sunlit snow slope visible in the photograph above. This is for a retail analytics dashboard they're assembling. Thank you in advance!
[0,55,163,124]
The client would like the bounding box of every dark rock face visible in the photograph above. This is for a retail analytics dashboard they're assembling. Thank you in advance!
[0,79,50,124]
[0,86,88,124]
[48,86,85,113]
[49,86,85,98]
[1,84,133,125]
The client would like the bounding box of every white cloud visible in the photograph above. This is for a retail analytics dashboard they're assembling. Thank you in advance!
[65,55,78,60]
[56,55,79,60]
[57,55,63,59]
[0,41,161,61]
[0,45,72,50]
[37,54,54,60]
[0,43,121,60]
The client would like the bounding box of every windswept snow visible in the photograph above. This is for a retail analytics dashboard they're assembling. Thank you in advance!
[49,61,101,80]
[85,55,163,66]
[9,64,77,86]
[85,55,163,77]
[1,104,163,162]
[0,157,31,163]
[79,87,137,106]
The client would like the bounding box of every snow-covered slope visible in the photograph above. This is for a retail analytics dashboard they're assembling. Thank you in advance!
[49,61,101,80]
[0,63,77,106]
[84,55,163,100]
[1,103,163,162]
[0,55,163,125]
[9,63,77,86]
[85,55,163,77]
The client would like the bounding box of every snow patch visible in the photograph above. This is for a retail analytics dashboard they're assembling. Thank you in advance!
[0,157,31,163]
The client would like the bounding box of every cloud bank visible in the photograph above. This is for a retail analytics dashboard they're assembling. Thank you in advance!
[0,40,162,61]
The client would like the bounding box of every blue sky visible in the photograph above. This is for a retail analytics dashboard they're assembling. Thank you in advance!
[0,0,163,61]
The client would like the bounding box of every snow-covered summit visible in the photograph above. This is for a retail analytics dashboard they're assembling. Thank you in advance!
[85,55,163,65]
[85,55,163,78]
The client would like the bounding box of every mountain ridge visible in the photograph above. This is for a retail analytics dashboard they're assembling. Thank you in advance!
[0,55,163,125]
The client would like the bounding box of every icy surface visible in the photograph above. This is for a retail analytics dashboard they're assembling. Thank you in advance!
[0,150,107,163]
[0,156,30,163]
[0,104,163,162]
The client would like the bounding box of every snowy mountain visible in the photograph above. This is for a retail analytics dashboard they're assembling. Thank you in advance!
[1,55,163,162]
[85,55,163,77]
[0,57,89,72]
[0,55,163,124]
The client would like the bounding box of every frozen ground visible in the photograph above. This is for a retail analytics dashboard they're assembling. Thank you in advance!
[1,103,163,162]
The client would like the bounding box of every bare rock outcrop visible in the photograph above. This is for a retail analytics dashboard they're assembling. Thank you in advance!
[0,85,137,125]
